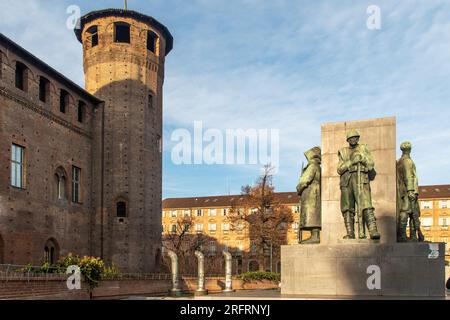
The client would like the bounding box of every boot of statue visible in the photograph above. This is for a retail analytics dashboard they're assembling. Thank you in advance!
[301,229,320,244]
[398,213,408,242]
[358,218,366,240]
[343,211,355,239]
[364,209,380,240]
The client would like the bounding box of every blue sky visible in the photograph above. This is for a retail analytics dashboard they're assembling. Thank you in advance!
[1,0,450,199]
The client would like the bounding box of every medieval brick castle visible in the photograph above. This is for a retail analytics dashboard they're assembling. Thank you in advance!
[0,9,172,272]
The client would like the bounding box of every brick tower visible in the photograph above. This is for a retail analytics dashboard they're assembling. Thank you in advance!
[75,9,173,272]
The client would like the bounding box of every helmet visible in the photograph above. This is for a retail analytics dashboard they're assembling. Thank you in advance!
[346,129,360,141]
[400,141,412,151]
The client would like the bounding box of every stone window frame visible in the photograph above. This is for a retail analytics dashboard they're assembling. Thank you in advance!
[44,238,59,265]
[115,196,129,219]
[11,143,26,189]
[59,89,71,114]
[146,30,159,54]
[54,166,68,201]
[78,100,86,123]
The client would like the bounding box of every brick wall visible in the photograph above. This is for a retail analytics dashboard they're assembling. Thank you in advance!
[0,276,279,300]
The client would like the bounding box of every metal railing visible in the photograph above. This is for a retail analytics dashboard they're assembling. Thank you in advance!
[0,264,67,282]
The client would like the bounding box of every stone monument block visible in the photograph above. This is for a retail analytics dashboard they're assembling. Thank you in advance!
[321,117,397,244]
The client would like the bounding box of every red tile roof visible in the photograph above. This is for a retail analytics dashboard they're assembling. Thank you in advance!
[162,192,299,209]
[417,185,450,200]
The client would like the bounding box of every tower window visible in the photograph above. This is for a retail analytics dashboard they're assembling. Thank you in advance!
[114,22,130,43]
[78,101,86,123]
[39,76,50,103]
[15,61,28,91]
[60,89,69,113]
[117,201,127,218]
[11,144,25,189]
[72,166,81,203]
[148,94,153,109]
[86,25,98,47]
[147,30,158,53]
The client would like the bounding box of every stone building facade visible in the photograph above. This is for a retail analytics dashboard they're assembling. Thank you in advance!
[0,8,173,273]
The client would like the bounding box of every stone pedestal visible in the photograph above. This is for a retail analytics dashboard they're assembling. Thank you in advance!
[281,243,446,297]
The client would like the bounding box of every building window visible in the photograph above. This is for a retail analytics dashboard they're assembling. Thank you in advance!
[39,76,50,103]
[183,209,190,217]
[197,209,203,217]
[222,208,228,216]
[55,167,67,200]
[60,89,69,113]
[421,201,433,209]
[421,217,433,227]
[195,223,203,233]
[157,135,162,153]
[222,223,230,233]
[77,101,86,123]
[72,166,81,203]
[209,241,216,254]
[147,30,158,53]
[86,25,98,47]
[439,201,449,209]
[15,61,28,91]
[44,238,59,265]
[439,217,449,227]
[171,224,177,234]
[209,208,217,217]
[114,22,130,43]
[170,210,177,218]
[11,144,25,188]
[208,223,217,232]
[117,201,127,217]
[148,94,153,109]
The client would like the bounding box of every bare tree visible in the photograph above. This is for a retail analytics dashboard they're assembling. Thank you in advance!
[227,164,294,272]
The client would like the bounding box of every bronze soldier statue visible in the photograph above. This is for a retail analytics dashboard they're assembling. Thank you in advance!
[296,146,321,244]
[397,141,424,242]
[337,130,380,240]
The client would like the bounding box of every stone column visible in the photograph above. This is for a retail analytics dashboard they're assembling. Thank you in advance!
[222,251,234,292]
[194,251,208,295]
[167,249,182,296]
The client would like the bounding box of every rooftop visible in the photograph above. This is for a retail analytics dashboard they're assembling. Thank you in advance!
[0,33,102,105]
[74,8,173,55]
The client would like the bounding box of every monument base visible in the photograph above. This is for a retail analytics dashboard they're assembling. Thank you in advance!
[281,243,446,297]
[194,289,209,296]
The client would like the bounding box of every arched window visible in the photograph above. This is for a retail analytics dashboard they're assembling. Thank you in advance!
[55,167,67,200]
[147,30,158,53]
[114,22,130,43]
[59,89,69,113]
[44,238,59,265]
[117,201,127,217]
[78,101,86,123]
[85,25,98,47]
[15,61,28,91]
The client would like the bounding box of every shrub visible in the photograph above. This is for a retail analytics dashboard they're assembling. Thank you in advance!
[237,271,281,283]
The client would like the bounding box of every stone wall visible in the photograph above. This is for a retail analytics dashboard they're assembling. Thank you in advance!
[321,117,397,244]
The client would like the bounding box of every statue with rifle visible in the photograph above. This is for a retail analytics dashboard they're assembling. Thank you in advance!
[337,130,380,240]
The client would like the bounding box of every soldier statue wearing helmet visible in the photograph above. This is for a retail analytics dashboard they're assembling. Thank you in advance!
[337,130,380,240]
[296,146,322,244]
